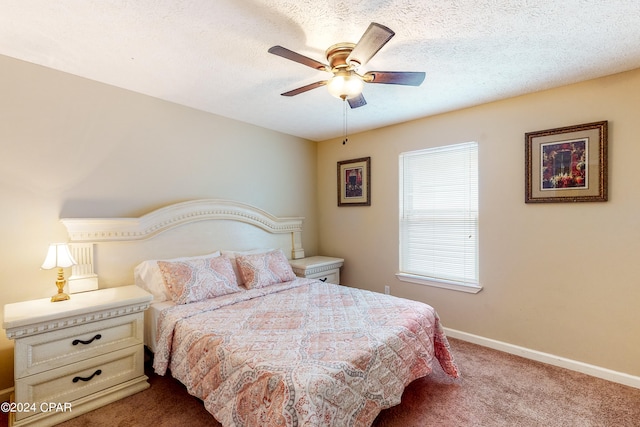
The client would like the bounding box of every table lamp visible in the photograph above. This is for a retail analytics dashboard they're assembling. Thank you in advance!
[41,243,77,302]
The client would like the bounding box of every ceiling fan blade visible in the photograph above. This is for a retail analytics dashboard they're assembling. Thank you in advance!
[346,22,395,67]
[281,81,328,97]
[348,93,367,109]
[364,71,426,86]
[268,46,329,71]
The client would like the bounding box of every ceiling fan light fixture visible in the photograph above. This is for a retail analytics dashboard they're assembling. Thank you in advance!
[327,73,364,100]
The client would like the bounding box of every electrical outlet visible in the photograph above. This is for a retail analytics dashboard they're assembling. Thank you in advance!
[384,285,390,295]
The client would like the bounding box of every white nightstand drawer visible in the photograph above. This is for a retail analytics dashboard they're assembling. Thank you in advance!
[15,312,144,378]
[14,345,144,422]
[307,271,339,284]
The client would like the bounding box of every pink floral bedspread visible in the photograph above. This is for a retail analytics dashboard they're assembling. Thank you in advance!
[154,278,459,427]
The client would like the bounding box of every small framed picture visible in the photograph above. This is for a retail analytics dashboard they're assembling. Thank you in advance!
[525,121,608,203]
[337,157,371,206]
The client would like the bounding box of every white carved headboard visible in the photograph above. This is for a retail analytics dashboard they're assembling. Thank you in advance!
[61,199,305,289]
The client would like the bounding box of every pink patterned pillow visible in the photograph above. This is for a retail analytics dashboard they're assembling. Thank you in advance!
[158,256,241,304]
[236,249,296,289]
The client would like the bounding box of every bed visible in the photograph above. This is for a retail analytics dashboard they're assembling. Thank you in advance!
[61,199,459,427]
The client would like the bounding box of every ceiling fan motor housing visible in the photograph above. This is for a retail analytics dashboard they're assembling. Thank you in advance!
[326,43,357,70]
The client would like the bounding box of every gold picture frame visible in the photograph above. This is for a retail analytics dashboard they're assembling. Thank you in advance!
[525,121,608,203]
[337,157,371,206]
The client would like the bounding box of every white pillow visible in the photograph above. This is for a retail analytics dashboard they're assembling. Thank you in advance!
[220,248,274,287]
[134,251,221,301]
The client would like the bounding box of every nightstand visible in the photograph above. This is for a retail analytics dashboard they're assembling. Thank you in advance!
[3,285,152,427]
[289,256,344,284]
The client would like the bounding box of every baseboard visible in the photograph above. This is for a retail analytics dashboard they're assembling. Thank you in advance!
[444,328,640,390]
[0,386,14,403]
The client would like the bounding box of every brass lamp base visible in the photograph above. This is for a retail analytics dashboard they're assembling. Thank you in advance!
[51,267,71,302]
[51,292,70,302]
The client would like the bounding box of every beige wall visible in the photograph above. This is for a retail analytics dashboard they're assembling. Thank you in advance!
[317,68,640,377]
[2,50,638,393]
[0,55,318,390]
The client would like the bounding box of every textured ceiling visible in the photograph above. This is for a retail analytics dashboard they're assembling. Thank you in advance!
[1,1,640,141]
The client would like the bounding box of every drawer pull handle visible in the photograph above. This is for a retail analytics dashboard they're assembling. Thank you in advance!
[72,369,102,383]
[319,278,328,282]
[72,334,102,346]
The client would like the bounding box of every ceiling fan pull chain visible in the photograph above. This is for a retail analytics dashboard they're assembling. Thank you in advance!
[343,99,348,145]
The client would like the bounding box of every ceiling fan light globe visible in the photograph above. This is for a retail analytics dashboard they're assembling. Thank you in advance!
[327,74,364,100]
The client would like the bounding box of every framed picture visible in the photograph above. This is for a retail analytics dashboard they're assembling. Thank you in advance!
[337,157,371,206]
[525,121,608,203]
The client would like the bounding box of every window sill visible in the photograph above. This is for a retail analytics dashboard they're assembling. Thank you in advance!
[396,273,483,294]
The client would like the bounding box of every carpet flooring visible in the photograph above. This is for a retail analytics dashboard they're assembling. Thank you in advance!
[3,338,639,426]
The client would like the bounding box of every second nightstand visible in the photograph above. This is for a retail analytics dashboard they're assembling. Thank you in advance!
[289,256,344,284]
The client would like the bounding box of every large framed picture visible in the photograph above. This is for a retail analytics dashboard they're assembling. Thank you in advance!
[337,157,371,206]
[525,121,608,203]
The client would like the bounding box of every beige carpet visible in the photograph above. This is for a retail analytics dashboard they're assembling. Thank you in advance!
[3,338,639,426]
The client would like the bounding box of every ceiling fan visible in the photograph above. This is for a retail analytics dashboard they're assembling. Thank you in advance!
[268,22,425,109]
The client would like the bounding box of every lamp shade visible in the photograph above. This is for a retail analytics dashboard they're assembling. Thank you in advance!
[41,243,77,269]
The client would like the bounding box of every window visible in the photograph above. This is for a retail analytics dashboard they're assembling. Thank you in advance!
[398,142,481,293]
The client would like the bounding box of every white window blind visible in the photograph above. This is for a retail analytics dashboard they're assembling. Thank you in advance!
[399,141,479,288]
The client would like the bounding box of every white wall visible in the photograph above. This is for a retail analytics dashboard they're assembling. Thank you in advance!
[0,55,318,390]
[317,68,640,378]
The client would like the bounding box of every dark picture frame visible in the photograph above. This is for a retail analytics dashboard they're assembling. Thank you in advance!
[525,121,608,203]
[337,157,371,206]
